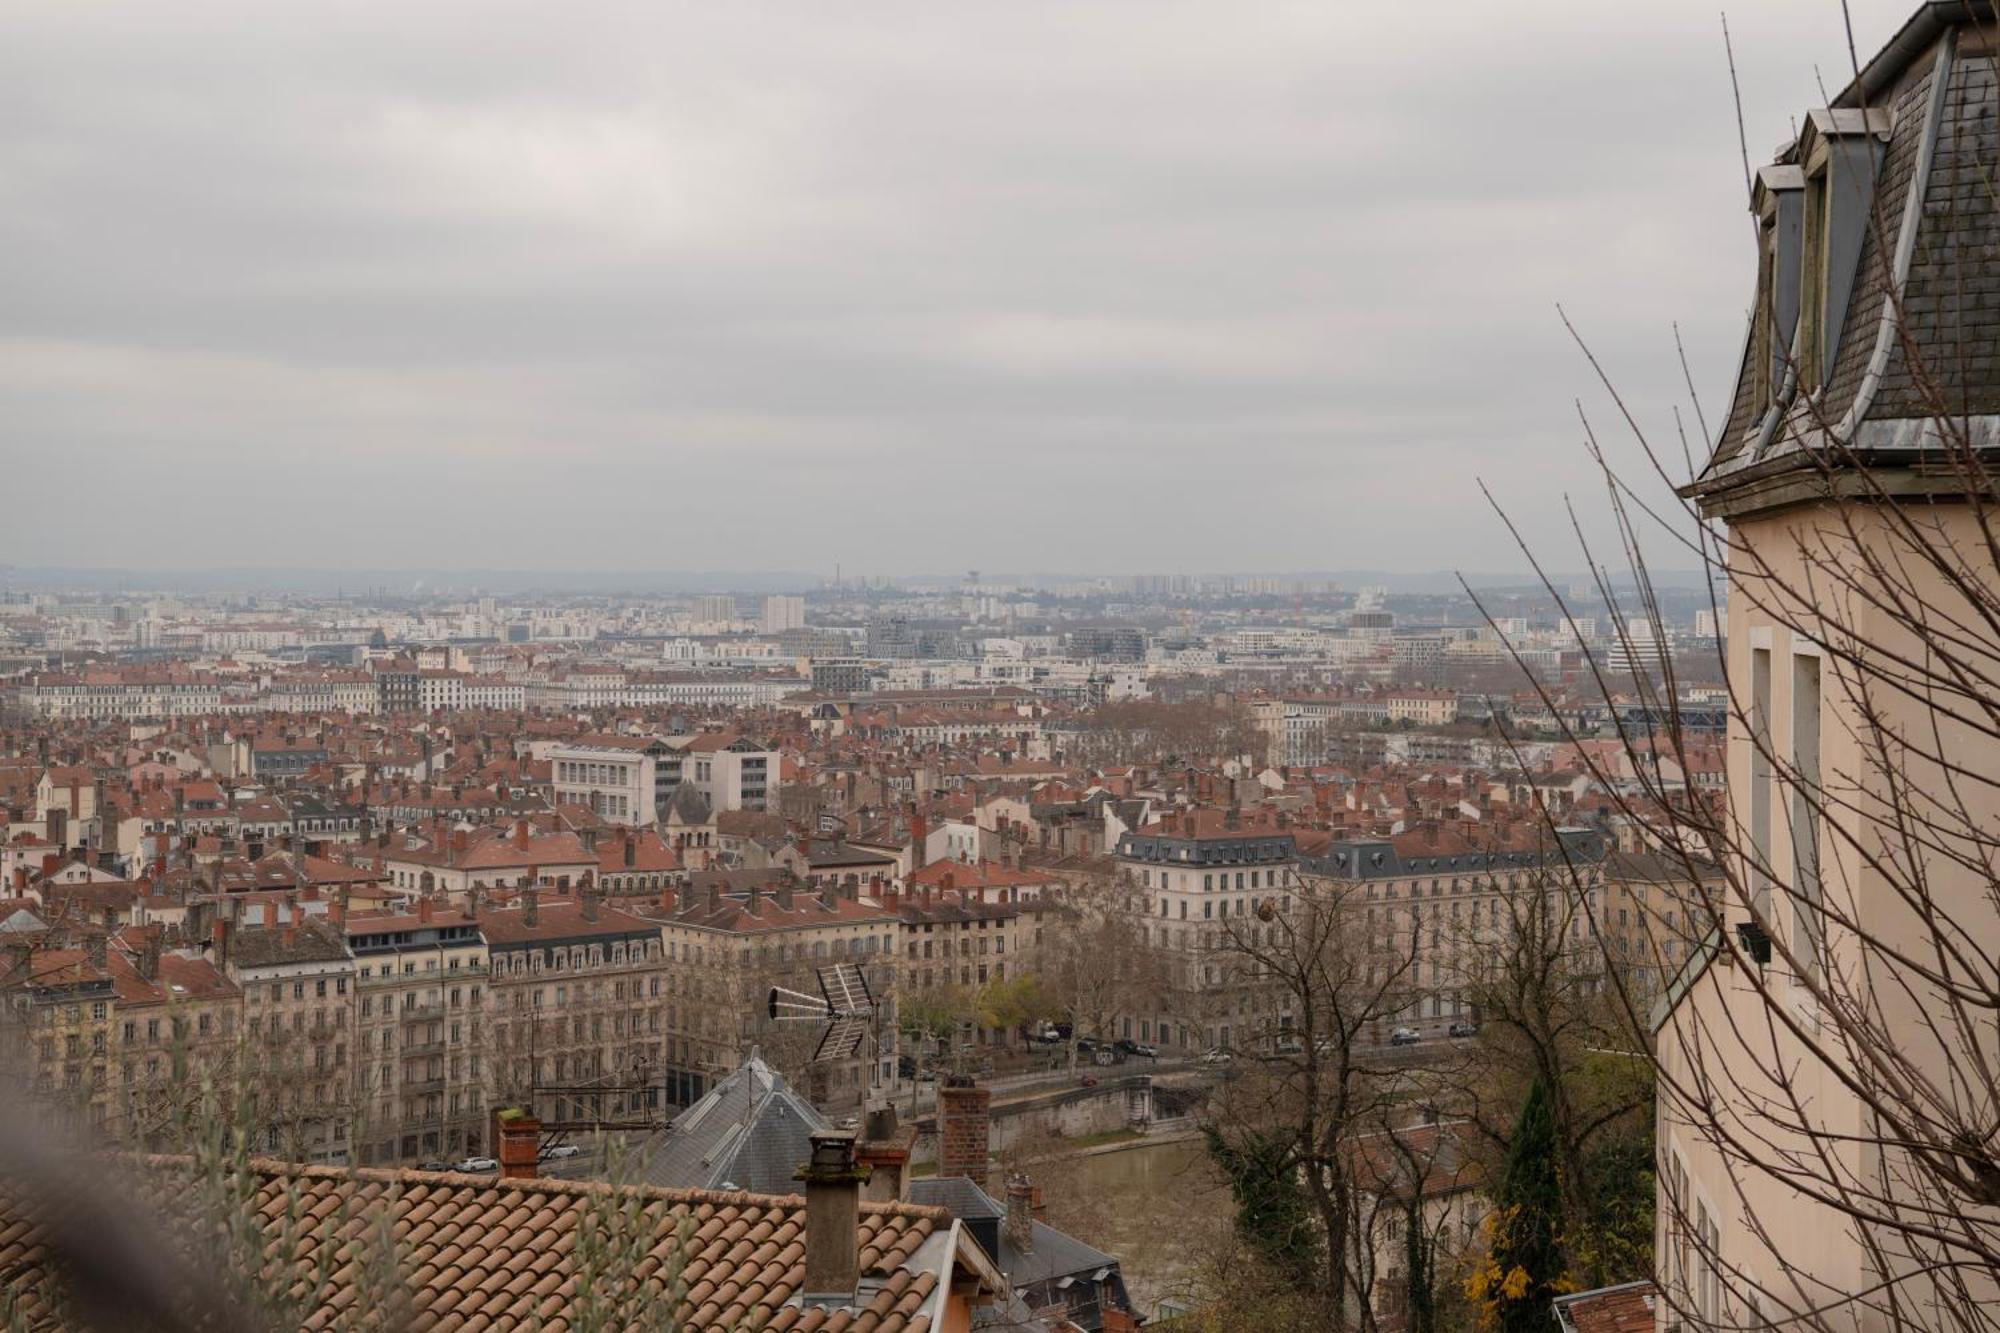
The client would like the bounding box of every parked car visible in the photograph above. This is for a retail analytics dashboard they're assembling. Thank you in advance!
[417,1160,450,1173]
[1199,1048,1234,1065]
[1273,1037,1305,1056]
[454,1156,499,1173]
[545,1144,582,1160]
[1388,1027,1422,1047]
[1447,1020,1480,1039]
[897,1054,918,1078]
[1075,1035,1100,1052]
[1113,1038,1157,1059]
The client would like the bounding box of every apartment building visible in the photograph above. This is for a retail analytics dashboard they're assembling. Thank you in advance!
[481,892,670,1130]
[2,943,117,1131]
[654,880,899,1110]
[1660,8,2000,1324]
[549,737,664,827]
[107,941,240,1146]
[1296,823,1606,1027]
[1114,806,1300,1054]
[224,916,357,1163]
[665,733,776,813]
[346,902,489,1166]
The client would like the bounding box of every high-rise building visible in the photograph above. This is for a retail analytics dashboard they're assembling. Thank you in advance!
[760,594,805,634]
[692,594,737,624]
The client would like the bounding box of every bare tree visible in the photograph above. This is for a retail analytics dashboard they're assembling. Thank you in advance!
[1197,871,1429,1330]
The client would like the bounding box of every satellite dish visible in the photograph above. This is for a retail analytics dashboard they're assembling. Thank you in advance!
[767,962,877,1062]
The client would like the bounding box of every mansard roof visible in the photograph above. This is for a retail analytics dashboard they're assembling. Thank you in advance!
[1691,3,2000,519]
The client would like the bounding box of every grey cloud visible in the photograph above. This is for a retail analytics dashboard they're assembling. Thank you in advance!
[0,0,1911,575]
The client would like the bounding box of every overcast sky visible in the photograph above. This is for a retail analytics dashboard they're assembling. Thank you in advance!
[1,1,1916,580]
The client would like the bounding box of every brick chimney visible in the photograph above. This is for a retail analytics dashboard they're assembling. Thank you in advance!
[1003,1173,1035,1256]
[909,805,928,870]
[937,1078,991,1187]
[262,900,278,929]
[494,1108,541,1179]
[418,897,435,925]
[211,919,231,971]
[795,1130,868,1306]
[522,888,539,928]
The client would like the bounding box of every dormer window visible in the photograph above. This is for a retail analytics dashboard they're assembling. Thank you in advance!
[1799,164,1831,394]
[1752,164,1805,409]
[1794,107,1889,396]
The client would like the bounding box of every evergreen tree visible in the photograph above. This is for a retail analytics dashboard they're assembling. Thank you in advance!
[1203,1126,1316,1288]
[1470,1077,1570,1332]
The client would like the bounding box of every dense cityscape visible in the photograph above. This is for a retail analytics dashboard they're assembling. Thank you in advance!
[4,2,1998,1332]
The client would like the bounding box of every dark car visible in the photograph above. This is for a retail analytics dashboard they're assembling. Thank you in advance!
[1113,1038,1157,1059]
[1388,1026,1422,1047]
[1075,1035,1099,1052]
[897,1054,918,1078]
[1447,1020,1479,1039]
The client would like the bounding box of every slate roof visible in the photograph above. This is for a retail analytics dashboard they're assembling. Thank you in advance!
[0,1157,965,1332]
[908,1177,1121,1292]
[1698,7,2000,501]
[640,1053,830,1195]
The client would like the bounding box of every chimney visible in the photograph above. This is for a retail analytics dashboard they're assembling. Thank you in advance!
[262,900,278,929]
[910,806,928,870]
[522,888,539,928]
[623,834,636,869]
[137,935,162,982]
[937,1078,992,1187]
[85,933,107,969]
[856,1103,915,1204]
[795,1130,867,1306]
[514,819,530,850]
[1003,1174,1036,1257]
[418,897,435,925]
[211,919,231,971]
[495,1108,541,1180]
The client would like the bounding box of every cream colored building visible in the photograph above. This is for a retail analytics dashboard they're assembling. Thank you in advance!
[1666,9,2000,1327]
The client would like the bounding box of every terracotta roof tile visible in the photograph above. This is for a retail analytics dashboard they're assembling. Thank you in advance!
[0,1161,953,1332]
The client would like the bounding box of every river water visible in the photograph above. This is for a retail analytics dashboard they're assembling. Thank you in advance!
[1020,1137,1235,1319]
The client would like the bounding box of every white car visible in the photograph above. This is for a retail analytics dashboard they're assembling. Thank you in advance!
[1199,1048,1234,1065]
[545,1144,583,1160]
[1388,1027,1422,1047]
[454,1156,499,1173]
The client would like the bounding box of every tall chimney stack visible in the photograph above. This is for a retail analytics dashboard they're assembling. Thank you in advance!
[1003,1173,1036,1257]
[937,1077,991,1187]
[795,1130,867,1307]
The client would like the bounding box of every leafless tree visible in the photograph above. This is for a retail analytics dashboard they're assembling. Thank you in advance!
[1196,871,1431,1329]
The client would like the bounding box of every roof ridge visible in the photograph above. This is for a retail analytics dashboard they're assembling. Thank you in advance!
[136,1154,953,1219]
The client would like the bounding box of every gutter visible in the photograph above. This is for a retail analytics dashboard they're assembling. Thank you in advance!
[1835,2,1991,110]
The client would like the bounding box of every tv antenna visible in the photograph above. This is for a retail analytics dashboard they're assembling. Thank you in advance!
[768,962,876,1062]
